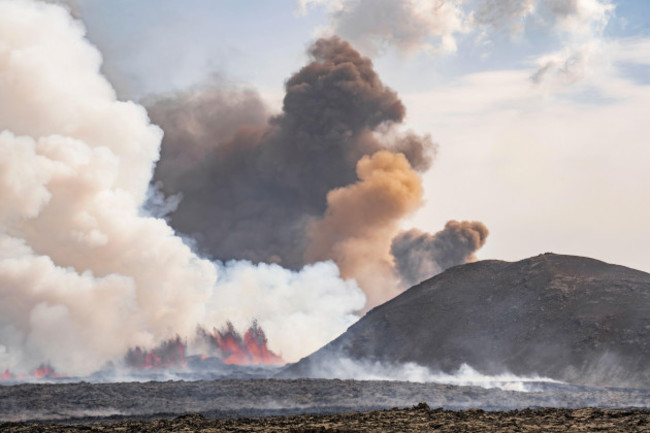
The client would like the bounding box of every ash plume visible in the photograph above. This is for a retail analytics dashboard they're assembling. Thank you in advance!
[148,37,435,271]
[0,0,365,377]
[146,85,270,193]
[0,0,490,379]
[391,221,489,287]
[305,151,424,308]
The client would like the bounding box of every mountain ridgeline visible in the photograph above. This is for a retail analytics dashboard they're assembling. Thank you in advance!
[286,254,650,388]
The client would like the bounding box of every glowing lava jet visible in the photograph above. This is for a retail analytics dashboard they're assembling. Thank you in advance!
[1,323,283,378]
[124,321,283,370]
[208,321,284,365]
[125,337,187,370]
[0,365,65,381]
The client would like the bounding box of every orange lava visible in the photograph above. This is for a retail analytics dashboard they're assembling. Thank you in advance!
[125,336,187,369]
[0,365,65,381]
[124,321,284,370]
[210,321,284,365]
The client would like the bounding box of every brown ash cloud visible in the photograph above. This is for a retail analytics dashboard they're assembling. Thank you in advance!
[391,221,489,287]
[305,150,425,308]
[148,37,434,269]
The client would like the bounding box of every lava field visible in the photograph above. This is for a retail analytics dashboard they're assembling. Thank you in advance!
[1,402,649,432]
[1,377,649,424]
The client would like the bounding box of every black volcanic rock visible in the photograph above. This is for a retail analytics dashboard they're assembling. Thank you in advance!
[287,253,650,388]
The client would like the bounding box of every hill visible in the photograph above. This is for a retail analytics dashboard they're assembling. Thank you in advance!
[286,254,650,388]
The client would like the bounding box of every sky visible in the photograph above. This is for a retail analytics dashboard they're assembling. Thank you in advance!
[73,0,650,273]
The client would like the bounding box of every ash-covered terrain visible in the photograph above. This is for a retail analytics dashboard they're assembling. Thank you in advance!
[1,378,650,425]
[288,253,650,388]
[2,405,650,433]
[1,253,650,429]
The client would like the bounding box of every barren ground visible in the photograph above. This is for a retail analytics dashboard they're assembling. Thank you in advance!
[1,377,649,431]
[2,404,649,432]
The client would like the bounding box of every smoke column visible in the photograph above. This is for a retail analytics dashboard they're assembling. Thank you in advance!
[146,86,269,196]
[147,37,462,308]
[0,0,365,376]
[0,0,489,380]
[391,221,489,287]
[148,37,433,268]
[305,151,423,308]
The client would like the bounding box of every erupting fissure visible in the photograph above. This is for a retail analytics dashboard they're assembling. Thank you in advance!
[0,365,65,381]
[207,321,283,365]
[0,0,489,380]
[124,321,283,370]
[125,337,187,370]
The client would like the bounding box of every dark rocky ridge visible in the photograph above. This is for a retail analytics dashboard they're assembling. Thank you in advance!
[286,253,650,387]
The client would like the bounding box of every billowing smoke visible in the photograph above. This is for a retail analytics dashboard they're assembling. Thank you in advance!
[0,0,493,379]
[42,0,80,17]
[391,221,489,287]
[292,356,560,392]
[146,85,269,194]
[305,151,423,307]
[147,35,490,309]
[148,36,440,308]
[0,0,365,377]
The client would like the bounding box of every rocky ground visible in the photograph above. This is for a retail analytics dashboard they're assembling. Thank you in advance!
[2,404,649,432]
[1,378,649,424]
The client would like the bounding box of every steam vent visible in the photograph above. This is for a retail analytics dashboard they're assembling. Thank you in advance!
[287,253,650,388]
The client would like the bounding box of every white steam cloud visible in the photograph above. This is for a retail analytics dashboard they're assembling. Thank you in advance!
[300,357,562,392]
[0,0,365,376]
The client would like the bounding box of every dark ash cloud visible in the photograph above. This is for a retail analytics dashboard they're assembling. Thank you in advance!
[149,37,435,269]
[391,221,489,287]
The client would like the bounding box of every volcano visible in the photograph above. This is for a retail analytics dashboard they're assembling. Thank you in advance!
[286,253,650,388]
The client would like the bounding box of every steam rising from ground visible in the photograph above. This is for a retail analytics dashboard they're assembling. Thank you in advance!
[292,357,562,392]
[0,0,491,378]
[0,0,364,376]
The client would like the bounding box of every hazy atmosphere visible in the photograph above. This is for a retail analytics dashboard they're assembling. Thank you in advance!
[78,0,650,273]
[1,3,650,430]
[0,0,648,385]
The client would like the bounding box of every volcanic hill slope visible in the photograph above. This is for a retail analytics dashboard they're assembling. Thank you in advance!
[286,253,650,388]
